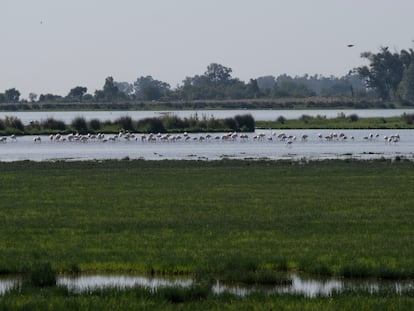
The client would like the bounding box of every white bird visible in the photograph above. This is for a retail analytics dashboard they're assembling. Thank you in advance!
[33,136,41,143]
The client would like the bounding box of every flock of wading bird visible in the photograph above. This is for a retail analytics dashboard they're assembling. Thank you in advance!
[0,130,402,146]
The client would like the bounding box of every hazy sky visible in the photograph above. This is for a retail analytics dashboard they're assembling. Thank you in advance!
[2,0,414,98]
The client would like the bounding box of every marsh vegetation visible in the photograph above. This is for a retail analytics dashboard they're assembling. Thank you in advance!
[1,112,414,136]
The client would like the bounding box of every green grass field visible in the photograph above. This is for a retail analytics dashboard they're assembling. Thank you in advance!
[0,159,413,276]
[0,159,413,309]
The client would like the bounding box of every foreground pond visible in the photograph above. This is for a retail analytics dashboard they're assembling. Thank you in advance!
[0,129,413,162]
[1,274,412,297]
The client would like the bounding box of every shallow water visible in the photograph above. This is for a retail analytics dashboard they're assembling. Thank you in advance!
[58,274,193,293]
[1,274,412,297]
[212,274,414,297]
[0,129,413,162]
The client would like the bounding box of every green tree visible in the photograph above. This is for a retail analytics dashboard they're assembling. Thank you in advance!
[114,81,134,97]
[272,80,315,98]
[356,47,414,99]
[178,63,244,100]
[133,76,170,100]
[246,79,260,98]
[38,93,63,102]
[398,62,414,102]
[204,63,233,84]
[178,75,210,100]
[4,88,20,102]
[94,76,125,101]
[28,93,38,102]
[67,86,87,102]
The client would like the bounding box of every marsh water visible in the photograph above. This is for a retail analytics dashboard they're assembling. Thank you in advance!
[1,109,413,162]
[0,129,413,162]
[0,274,412,297]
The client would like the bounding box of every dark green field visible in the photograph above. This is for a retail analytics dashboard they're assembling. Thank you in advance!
[0,159,413,309]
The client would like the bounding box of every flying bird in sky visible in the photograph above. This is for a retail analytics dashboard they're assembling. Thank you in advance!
[347,44,354,47]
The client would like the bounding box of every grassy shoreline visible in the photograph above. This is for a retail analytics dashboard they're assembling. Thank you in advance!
[1,113,414,136]
[256,114,414,129]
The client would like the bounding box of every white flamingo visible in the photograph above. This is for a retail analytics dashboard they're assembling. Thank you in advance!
[33,136,41,143]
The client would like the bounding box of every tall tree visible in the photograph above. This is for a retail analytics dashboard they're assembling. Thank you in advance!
[177,63,243,100]
[102,77,119,100]
[356,46,414,99]
[4,88,20,102]
[398,62,414,101]
[204,63,233,84]
[95,76,123,101]
[28,93,38,102]
[246,79,260,98]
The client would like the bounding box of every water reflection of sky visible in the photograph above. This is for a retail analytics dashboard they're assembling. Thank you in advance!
[0,274,412,297]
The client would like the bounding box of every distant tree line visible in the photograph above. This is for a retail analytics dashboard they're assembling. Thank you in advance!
[0,63,370,105]
[255,74,367,98]
[2,45,414,105]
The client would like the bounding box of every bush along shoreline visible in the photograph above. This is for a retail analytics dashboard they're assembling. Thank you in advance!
[1,112,414,136]
[256,112,414,130]
[0,113,255,135]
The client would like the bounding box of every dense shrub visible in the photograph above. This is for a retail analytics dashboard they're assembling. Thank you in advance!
[223,117,238,131]
[234,114,255,131]
[277,116,286,124]
[299,114,313,123]
[137,117,166,133]
[71,116,88,134]
[4,116,24,131]
[88,118,102,131]
[41,117,66,130]
[26,262,57,287]
[162,114,188,129]
[402,113,414,125]
[348,114,359,122]
[157,285,210,303]
[115,116,134,131]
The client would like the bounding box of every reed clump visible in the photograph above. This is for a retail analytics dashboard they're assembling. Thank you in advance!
[24,262,57,287]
